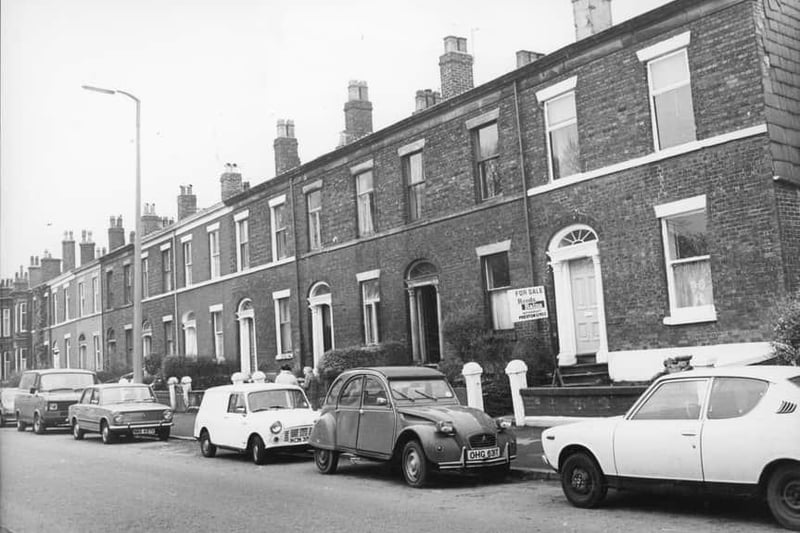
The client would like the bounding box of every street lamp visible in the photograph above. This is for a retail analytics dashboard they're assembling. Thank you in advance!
[82,85,143,384]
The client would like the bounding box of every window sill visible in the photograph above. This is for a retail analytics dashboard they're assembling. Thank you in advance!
[275,352,293,361]
[663,307,717,326]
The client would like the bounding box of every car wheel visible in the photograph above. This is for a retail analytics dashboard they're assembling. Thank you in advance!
[33,413,46,435]
[157,428,170,441]
[766,463,800,531]
[561,452,608,508]
[402,440,430,488]
[199,430,217,458]
[16,415,26,432]
[250,435,267,465]
[101,421,115,445]
[72,419,85,440]
[314,448,339,475]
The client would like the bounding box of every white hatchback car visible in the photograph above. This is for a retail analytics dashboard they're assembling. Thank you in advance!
[193,382,319,465]
[542,366,800,531]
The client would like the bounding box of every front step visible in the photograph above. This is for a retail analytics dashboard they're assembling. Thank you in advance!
[558,360,611,387]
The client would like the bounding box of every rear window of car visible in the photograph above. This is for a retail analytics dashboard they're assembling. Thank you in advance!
[707,377,768,419]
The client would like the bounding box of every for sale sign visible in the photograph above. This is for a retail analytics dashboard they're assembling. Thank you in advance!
[510,286,548,322]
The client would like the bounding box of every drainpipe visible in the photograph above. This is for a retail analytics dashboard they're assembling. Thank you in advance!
[513,79,535,283]
[289,179,306,368]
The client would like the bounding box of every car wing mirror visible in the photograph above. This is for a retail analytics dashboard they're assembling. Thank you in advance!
[30,387,37,394]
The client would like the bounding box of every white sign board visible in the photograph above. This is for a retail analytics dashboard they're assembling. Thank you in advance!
[509,286,548,322]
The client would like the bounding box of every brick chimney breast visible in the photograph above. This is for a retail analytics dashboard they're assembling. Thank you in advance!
[220,163,243,201]
[40,250,61,282]
[571,0,612,41]
[439,36,473,99]
[177,185,197,221]
[274,119,301,176]
[516,50,545,68]
[414,89,442,114]
[340,80,373,146]
[108,215,125,251]
[62,231,76,272]
[79,230,96,266]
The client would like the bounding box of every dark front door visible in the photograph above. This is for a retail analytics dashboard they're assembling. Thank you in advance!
[418,286,440,364]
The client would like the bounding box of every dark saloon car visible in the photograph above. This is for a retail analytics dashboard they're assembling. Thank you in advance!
[309,366,516,487]
[68,384,173,444]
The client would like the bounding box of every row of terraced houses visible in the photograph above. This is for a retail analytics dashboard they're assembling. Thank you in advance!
[2,0,798,385]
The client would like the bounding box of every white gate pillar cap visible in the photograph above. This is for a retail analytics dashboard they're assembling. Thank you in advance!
[180,376,192,385]
[505,359,528,375]
[231,372,247,384]
[461,362,483,377]
[167,377,179,385]
[251,371,267,383]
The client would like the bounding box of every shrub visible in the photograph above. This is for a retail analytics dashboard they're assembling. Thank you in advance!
[144,353,163,378]
[442,306,514,377]
[772,295,800,366]
[438,356,465,386]
[161,356,239,389]
[1,372,22,388]
[481,377,512,417]
[319,342,408,382]
[511,336,555,386]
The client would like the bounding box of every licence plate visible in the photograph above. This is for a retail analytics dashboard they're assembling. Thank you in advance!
[133,428,156,435]
[467,447,500,461]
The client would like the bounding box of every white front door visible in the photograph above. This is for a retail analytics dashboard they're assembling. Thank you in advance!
[311,304,334,369]
[569,257,600,355]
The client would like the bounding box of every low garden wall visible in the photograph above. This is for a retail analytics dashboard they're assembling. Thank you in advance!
[520,385,648,418]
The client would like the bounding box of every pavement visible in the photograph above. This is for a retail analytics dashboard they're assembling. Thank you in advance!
[170,411,558,480]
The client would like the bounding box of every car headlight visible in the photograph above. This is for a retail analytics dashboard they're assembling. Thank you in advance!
[270,421,283,434]
[495,417,512,431]
[435,420,455,435]
[162,409,173,421]
[112,413,124,424]
[48,403,59,411]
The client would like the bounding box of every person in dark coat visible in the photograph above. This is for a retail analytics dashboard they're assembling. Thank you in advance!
[303,366,323,410]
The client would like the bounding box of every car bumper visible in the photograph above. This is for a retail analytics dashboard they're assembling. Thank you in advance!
[43,413,71,427]
[108,421,173,433]
[437,442,516,470]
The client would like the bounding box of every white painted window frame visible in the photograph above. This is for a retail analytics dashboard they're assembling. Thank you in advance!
[269,196,288,261]
[538,77,579,181]
[273,289,292,357]
[654,194,716,325]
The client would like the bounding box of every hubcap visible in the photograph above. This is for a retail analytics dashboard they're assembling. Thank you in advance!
[571,468,591,494]
[318,450,329,466]
[405,449,421,480]
[783,478,800,513]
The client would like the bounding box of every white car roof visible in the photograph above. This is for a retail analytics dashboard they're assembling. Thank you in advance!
[205,382,303,394]
[658,365,800,383]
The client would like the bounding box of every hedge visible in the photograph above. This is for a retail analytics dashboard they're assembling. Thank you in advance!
[319,342,408,382]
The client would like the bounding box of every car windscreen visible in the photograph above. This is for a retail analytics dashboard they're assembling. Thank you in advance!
[39,373,96,392]
[388,378,456,403]
[248,389,309,412]
[100,386,156,404]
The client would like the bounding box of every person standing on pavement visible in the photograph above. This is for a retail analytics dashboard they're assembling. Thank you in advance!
[275,364,299,386]
[302,366,323,410]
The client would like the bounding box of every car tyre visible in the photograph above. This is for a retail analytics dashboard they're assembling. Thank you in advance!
[72,419,85,440]
[157,428,170,441]
[199,430,217,458]
[16,415,26,432]
[314,448,339,475]
[402,440,430,488]
[101,421,115,445]
[250,435,267,465]
[766,463,800,531]
[33,413,46,435]
[561,452,608,508]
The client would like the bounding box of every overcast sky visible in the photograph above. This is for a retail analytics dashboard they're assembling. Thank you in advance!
[0,0,670,279]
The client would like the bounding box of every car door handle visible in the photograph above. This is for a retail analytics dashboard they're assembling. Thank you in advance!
[680,431,697,437]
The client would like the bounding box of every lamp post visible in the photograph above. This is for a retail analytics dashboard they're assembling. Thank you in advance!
[82,85,143,384]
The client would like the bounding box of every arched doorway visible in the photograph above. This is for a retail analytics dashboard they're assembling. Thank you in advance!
[548,225,609,366]
[308,282,334,369]
[237,299,257,374]
[406,260,442,364]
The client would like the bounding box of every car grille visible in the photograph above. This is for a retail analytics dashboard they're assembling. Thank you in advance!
[468,433,497,449]
[57,401,76,411]
[283,426,312,443]
[124,411,163,423]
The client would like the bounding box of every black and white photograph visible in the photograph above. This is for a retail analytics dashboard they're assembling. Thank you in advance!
[1,0,799,531]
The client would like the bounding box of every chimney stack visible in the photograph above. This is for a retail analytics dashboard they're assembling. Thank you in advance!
[439,36,473,99]
[571,0,612,41]
[62,231,76,272]
[220,163,243,201]
[28,256,42,287]
[40,250,61,282]
[13,267,29,291]
[516,50,545,68]
[177,185,197,221]
[414,89,442,114]
[79,230,96,266]
[108,215,125,251]
[274,119,301,176]
[141,203,163,236]
[339,80,373,147]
